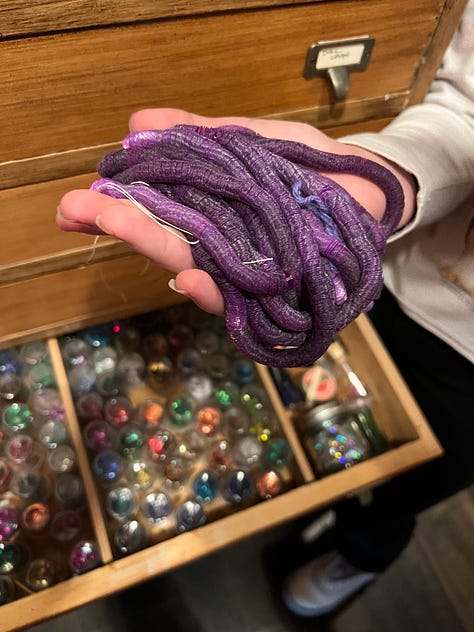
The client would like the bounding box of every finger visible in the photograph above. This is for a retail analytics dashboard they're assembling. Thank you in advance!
[174,269,225,316]
[58,189,195,273]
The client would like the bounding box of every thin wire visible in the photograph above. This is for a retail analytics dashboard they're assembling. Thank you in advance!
[95,181,200,245]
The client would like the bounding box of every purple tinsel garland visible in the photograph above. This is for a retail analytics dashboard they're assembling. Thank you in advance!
[92,124,404,367]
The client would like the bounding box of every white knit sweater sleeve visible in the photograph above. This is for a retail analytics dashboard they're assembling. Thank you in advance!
[339,0,474,240]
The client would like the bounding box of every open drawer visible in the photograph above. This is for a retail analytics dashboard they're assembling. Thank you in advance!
[0,306,441,632]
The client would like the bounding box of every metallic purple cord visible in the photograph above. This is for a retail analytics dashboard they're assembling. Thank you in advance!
[92,124,404,367]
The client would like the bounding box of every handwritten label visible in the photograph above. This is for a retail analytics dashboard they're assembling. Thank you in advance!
[315,43,365,70]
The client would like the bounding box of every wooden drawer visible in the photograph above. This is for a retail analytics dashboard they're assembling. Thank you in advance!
[1,0,460,188]
[0,311,442,631]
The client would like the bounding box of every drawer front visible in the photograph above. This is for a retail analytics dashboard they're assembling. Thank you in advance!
[0,255,184,349]
[1,0,443,170]
[0,313,442,631]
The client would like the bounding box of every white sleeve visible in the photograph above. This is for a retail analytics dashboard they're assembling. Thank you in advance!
[339,0,474,241]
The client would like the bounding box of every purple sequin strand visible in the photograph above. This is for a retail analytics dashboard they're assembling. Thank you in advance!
[92,125,404,367]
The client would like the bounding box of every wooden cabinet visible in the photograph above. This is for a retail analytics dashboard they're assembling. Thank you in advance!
[0,1,464,629]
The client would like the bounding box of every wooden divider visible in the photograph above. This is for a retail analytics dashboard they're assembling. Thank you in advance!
[47,338,113,564]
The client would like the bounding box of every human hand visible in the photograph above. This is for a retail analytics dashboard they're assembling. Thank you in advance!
[57,108,416,315]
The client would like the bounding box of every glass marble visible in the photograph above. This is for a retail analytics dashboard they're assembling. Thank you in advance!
[5,434,34,464]
[255,470,282,499]
[38,420,68,449]
[114,520,147,555]
[125,459,154,491]
[25,558,56,591]
[176,428,207,460]
[207,439,232,473]
[68,365,96,397]
[118,427,144,459]
[21,502,50,533]
[0,507,19,543]
[147,357,174,389]
[2,402,34,434]
[264,438,292,468]
[175,500,206,533]
[10,468,41,499]
[104,396,134,427]
[61,338,91,367]
[114,325,141,354]
[169,324,194,350]
[84,420,117,452]
[240,384,267,414]
[141,492,172,524]
[28,388,64,421]
[0,575,14,605]
[69,540,101,574]
[75,391,104,421]
[84,325,111,348]
[192,470,219,503]
[138,399,165,434]
[117,352,145,386]
[203,353,230,380]
[233,436,263,468]
[168,395,195,426]
[23,361,56,391]
[196,406,221,437]
[0,349,20,374]
[0,459,12,492]
[194,330,220,355]
[50,510,81,542]
[0,543,24,574]
[55,473,85,508]
[47,444,76,473]
[106,487,137,521]
[186,373,213,404]
[223,470,253,504]
[176,348,202,376]
[0,372,22,401]
[164,457,189,487]
[250,412,278,443]
[213,380,240,409]
[142,333,169,360]
[92,346,118,374]
[231,359,255,386]
[92,450,123,486]
[19,341,48,366]
[223,406,249,437]
[147,430,176,463]
[95,371,122,398]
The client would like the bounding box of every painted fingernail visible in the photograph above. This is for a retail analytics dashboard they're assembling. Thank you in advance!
[168,279,190,296]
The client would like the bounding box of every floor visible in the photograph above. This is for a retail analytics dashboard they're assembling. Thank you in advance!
[26,486,473,632]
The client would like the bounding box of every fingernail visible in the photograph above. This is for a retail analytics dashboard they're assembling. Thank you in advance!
[95,215,112,235]
[168,278,190,296]
[56,205,65,220]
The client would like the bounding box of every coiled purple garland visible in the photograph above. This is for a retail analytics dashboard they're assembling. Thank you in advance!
[92,124,404,367]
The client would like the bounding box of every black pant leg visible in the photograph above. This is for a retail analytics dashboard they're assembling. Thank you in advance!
[334,288,474,572]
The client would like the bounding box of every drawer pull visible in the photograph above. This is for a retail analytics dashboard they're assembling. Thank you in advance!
[304,36,375,100]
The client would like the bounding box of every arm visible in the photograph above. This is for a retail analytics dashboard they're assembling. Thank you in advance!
[339,0,474,240]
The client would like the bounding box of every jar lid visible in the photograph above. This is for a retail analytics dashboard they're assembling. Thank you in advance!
[300,396,372,431]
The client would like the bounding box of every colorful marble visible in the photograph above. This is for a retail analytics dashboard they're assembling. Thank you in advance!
[25,558,56,591]
[141,492,172,524]
[192,470,219,503]
[92,450,123,486]
[69,540,101,574]
[175,500,206,533]
[2,403,34,434]
[106,486,137,521]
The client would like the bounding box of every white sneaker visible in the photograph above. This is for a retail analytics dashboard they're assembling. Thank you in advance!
[282,551,377,617]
